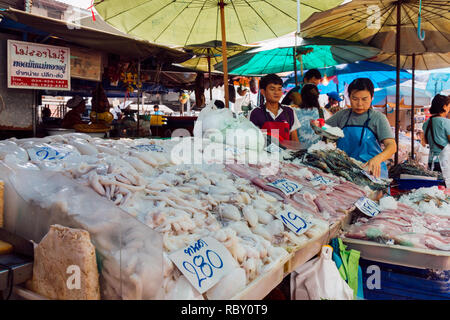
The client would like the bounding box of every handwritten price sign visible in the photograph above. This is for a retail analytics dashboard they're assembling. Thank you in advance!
[276,210,313,235]
[310,175,335,186]
[169,237,234,294]
[264,143,282,153]
[355,197,381,217]
[27,146,73,161]
[360,169,383,184]
[132,144,164,152]
[268,179,302,196]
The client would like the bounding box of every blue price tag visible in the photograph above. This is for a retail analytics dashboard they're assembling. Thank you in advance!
[355,197,381,217]
[310,175,334,186]
[132,144,164,152]
[276,210,313,235]
[268,178,301,195]
[28,146,72,161]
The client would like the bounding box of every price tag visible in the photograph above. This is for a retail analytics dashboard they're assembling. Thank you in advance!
[310,175,334,186]
[264,143,282,153]
[360,169,383,184]
[267,178,302,196]
[27,146,75,161]
[132,144,164,152]
[276,210,313,235]
[224,146,243,156]
[169,237,234,294]
[355,197,381,217]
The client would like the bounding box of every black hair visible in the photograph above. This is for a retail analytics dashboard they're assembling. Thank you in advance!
[348,78,375,97]
[303,69,321,82]
[154,104,159,109]
[429,94,450,115]
[214,100,225,109]
[300,84,320,110]
[259,73,283,90]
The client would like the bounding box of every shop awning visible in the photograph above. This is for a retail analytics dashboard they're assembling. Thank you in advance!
[0,8,192,63]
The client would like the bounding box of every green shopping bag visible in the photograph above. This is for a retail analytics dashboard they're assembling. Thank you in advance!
[331,238,364,299]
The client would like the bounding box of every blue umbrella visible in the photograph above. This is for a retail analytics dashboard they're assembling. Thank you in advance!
[372,81,433,107]
[283,61,412,93]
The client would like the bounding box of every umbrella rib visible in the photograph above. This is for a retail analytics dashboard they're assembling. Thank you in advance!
[216,5,220,45]
[242,0,283,38]
[345,5,397,43]
[96,1,151,21]
[332,45,378,61]
[404,3,450,43]
[260,49,278,75]
[126,2,180,34]
[260,0,297,21]
[149,2,192,44]
[300,5,391,35]
[302,6,393,40]
[184,1,208,45]
[407,2,450,20]
[230,0,249,44]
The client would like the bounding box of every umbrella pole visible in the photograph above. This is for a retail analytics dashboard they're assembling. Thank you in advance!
[293,47,298,86]
[207,54,213,101]
[219,0,229,108]
[394,0,401,165]
[411,53,416,160]
[137,59,141,137]
[300,55,304,76]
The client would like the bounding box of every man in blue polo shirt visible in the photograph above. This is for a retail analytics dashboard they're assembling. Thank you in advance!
[249,74,300,143]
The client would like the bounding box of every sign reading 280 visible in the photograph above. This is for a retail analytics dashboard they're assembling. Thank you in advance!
[169,237,234,294]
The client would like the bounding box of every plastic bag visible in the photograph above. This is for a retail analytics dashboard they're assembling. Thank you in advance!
[290,246,354,300]
[439,144,450,188]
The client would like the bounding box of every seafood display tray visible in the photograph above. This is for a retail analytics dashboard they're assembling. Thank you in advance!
[284,220,343,275]
[342,238,450,270]
[231,254,291,300]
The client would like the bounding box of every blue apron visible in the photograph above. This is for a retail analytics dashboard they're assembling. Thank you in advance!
[337,109,388,179]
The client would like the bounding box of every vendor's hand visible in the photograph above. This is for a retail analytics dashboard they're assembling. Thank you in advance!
[363,156,383,178]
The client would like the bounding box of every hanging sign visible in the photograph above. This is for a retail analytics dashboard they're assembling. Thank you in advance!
[7,40,70,90]
[70,46,102,82]
[169,237,235,294]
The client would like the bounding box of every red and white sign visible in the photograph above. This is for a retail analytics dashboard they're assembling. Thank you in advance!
[7,40,70,90]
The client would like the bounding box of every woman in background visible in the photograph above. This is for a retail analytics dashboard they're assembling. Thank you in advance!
[293,84,324,149]
[422,94,450,172]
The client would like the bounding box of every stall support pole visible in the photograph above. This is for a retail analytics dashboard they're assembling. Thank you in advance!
[293,47,298,86]
[411,53,416,160]
[219,0,229,108]
[300,55,304,76]
[207,53,213,101]
[394,0,402,165]
[32,90,37,137]
[137,59,141,137]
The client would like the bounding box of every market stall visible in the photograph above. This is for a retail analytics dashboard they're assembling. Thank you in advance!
[0,96,449,300]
